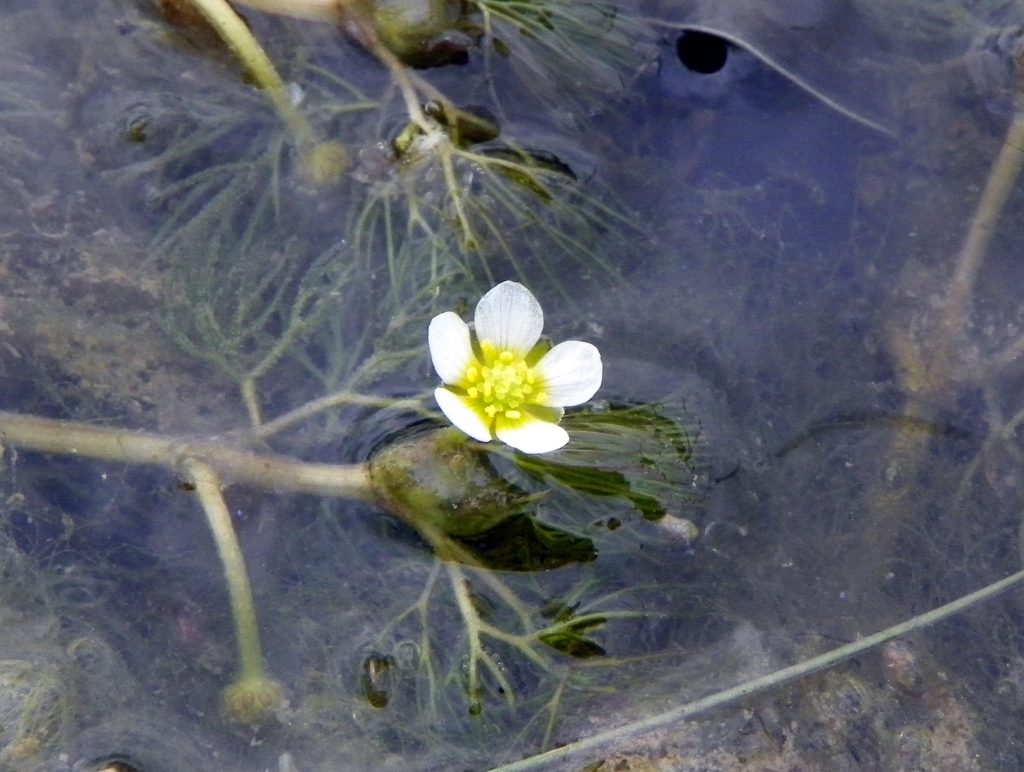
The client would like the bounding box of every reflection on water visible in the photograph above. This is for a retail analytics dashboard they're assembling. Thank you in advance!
[3,0,1024,768]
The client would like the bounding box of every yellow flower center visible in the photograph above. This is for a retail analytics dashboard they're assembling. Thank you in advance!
[463,340,547,422]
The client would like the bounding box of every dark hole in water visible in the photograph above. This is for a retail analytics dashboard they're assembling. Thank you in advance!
[676,30,729,74]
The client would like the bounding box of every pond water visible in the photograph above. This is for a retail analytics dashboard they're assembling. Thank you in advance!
[3,0,1024,769]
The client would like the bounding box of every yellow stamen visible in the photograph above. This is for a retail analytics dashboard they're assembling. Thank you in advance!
[460,341,547,427]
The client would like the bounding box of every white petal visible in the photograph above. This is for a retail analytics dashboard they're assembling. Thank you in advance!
[434,388,493,442]
[496,416,569,454]
[535,341,603,406]
[428,312,475,384]
[474,281,543,353]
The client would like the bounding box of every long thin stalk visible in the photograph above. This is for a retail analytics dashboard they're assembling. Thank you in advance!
[187,0,316,146]
[0,409,375,502]
[232,0,338,22]
[185,458,284,723]
[490,566,1024,771]
[943,59,1024,340]
[185,459,266,682]
[255,389,427,440]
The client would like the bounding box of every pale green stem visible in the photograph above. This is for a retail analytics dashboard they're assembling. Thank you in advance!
[447,561,528,706]
[399,561,445,713]
[479,611,649,666]
[254,389,429,440]
[187,0,316,146]
[185,458,265,682]
[541,672,569,751]
[369,40,430,127]
[233,0,338,23]
[447,578,517,706]
[241,376,263,428]
[439,144,479,250]
[490,566,1024,772]
[475,621,550,672]
[373,46,480,246]
[944,63,1024,339]
[0,410,375,502]
[420,520,536,631]
[447,563,484,711]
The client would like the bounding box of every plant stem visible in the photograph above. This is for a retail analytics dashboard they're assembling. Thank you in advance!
[943,57,1024,341]
[187,0,316,146]
[232,0,338,23]
[241,376,263,428]
[490,566,1024,772]
[184,458,266,681]
[185,457,284,722]
[0,409,375,502]
[447,563,484,712]
[255,389,428,440]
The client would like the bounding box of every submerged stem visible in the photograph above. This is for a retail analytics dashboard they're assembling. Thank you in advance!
[187,0,317,147]
[185,458,284,723]
[447,562,484,712]
[491,566,1024,771]
[944,57,1024,342]
[233,0,338,23]
[255,389,429,440]
[0,409,375,502]
[185,459,266,681]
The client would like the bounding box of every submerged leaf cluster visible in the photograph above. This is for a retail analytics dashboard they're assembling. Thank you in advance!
[117,0,690,732]
[0,0,715,762]
[514,402,706,521]
[114,0,654,432]
[8,0,1024,768]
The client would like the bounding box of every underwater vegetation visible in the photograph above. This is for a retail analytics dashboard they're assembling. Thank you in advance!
[5,0,1024,769]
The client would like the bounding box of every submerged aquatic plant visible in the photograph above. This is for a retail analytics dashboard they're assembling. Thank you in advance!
[429,281,602,453]
[20,0,1024,768]
[127,0,640,436]
[513,401,707,522]
[352,103,636,304]
[172,0,644,290]
[364,421,691,722]
[0,388,704,734]
[181,0,350,179]
[471,0,655,113]
[0,0,662,757]
[228,0,654,106]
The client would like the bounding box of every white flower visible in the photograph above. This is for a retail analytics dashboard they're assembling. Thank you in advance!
[428,281,603,454]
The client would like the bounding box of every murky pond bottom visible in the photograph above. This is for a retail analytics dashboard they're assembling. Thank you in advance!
[3,1,1024,769]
